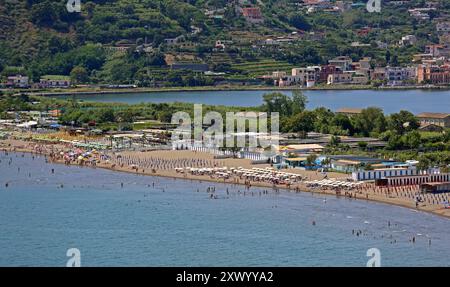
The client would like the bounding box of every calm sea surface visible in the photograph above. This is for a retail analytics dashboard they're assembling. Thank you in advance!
[62,89,450,114]
[0,152,449,266]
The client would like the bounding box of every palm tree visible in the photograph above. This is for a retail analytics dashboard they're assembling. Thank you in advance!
[321,157,331,170]
[417,158,431,171]
[306,154,317,168]
[142,133,147,148]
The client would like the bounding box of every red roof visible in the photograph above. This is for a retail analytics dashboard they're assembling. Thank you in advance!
[242,7,262,19]
[417,112,450,119]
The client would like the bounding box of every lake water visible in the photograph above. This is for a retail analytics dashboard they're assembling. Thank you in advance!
[1,152,449,266]
[64,89,450,114]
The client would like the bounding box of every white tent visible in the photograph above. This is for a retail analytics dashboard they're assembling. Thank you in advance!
[17,121,38,128]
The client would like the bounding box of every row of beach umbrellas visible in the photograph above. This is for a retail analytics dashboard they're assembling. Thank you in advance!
[305,179,363,189]
[176,166,303,184]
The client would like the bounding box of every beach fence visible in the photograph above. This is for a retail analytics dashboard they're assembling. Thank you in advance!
[239,151,269,162]
[172,140,269,162]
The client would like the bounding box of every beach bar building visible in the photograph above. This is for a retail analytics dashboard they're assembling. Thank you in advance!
[330,155,385,173]
[352,166,442,182]
[420,182,450,193]
[374,172,449,187]
[284,157,308,168]
[277,144,324,155]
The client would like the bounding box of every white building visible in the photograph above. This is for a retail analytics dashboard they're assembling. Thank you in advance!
[436,22,450,33]
[6,75,29,88]
[327,72,352,85]
[291,67,319,86]
[277,75,302,87]
[399,35,417,46]
[385,66,416,83]
[352,167,440,181]
[328,56,353,71]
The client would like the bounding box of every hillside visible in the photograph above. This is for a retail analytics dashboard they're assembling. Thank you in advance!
[0,0,449,86]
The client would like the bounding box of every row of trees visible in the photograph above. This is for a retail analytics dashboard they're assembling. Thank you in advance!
[261,92,419,136]
[1,92,448,168]
[260,91,449,153]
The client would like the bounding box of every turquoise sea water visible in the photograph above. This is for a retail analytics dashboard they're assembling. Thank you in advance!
[0,152,449,266]
[62,89,450,114]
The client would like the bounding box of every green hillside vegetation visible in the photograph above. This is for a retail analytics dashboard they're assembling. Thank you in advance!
[0,0,449,87]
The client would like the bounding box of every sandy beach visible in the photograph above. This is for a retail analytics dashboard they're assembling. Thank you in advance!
[1,138,449,219]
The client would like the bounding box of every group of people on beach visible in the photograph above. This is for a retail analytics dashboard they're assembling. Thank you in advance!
[110,154,223,171]
[1,138,450,214]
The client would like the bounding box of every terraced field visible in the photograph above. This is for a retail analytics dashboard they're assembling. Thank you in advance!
[232,59,295,76]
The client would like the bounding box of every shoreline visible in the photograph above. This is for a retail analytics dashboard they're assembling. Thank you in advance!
[4,84,450,97]
[2,140,449,220]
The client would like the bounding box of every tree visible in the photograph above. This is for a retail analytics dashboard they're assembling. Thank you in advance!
[353,107,386,136]
[331,114,354,135]
[391,54,399,66]
[30,1,57,26]
[321,157,331,169]
[262,92,293,117]
[291,90,308,115]
[157,110,173,123]
[329,135,341,146]
[101,57,135,83]
[306,154,317,167]
[284,111,316,134]
[147,51,166,66]
[289,14,311,31]
[416,156,431,171]
[70,66,89,84]
[403,131,421,149]
[387,133,403,150]
[358,141,368,150]
[388,110,420,135]
[96,108,115,123]
[364,163,374,170]
[440,165,450,173]
[313,107,334,134]
[262,91,309,118]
